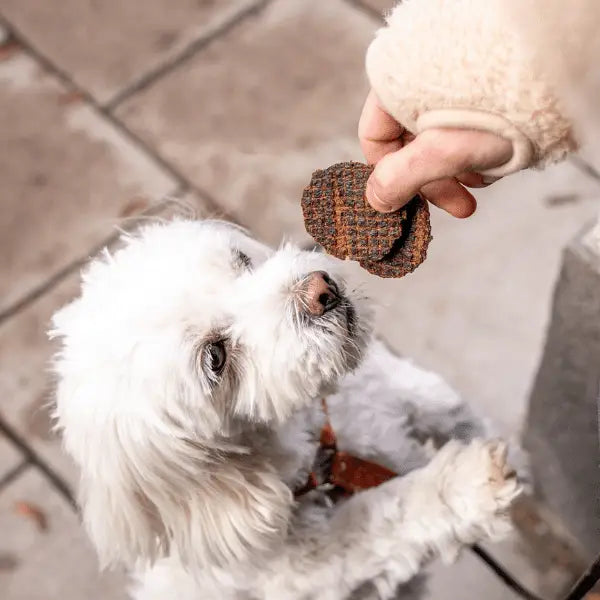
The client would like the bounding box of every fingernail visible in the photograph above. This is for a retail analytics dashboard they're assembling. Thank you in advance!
[366,178,394,213]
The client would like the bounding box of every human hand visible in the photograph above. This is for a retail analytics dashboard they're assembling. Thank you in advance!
[358,90,514,217]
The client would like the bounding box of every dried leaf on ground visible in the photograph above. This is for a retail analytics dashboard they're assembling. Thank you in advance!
[14,500,48,532]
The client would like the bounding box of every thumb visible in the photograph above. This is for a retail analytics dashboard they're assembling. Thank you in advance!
[366,129,513,212]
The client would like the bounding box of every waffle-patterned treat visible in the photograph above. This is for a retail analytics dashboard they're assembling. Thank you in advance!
[301,162,431,278]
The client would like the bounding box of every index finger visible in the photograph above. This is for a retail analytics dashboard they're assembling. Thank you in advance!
[358,90,404,165]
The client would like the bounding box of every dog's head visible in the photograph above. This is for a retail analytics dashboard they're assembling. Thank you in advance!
[50,219,371,570]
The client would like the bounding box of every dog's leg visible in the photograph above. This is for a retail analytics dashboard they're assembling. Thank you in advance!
[329,340,531,486]
[328,340,487,475]
[254,439,521,600]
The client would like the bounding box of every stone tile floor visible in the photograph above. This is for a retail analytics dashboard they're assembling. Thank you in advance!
[0,0,598,598]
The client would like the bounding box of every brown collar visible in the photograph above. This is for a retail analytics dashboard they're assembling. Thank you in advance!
[294,400,397,500]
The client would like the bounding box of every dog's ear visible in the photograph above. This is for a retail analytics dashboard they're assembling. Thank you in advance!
[51,297,293,571]
[69,418,293,570]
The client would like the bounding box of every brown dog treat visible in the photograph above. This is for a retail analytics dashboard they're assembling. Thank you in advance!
[301,162,431,278]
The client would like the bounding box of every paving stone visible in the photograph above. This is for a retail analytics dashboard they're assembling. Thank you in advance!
[426,549,519,600]
[116,0,375,247]
[478,535,579,600]
[0,434,23,481]
[342,160,600,434]
[0,467,128,599]
[0,49,178,314]
[0,0,262,104]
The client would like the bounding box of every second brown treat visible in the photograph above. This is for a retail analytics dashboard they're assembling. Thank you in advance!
[301,162,432,278]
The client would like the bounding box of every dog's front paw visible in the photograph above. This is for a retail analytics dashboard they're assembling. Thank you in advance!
[435,439,522,543]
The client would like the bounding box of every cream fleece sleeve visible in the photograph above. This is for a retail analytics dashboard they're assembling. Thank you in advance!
[365,0,579,177]
[505,0,600,153]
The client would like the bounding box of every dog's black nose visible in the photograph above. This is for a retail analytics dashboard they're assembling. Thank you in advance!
[303,271,340,317]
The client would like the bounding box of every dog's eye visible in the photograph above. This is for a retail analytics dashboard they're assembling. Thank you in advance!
[204,341,227,375]
[234,249,252,271]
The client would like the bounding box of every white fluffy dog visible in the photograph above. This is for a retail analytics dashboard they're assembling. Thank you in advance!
[50,219,521,600]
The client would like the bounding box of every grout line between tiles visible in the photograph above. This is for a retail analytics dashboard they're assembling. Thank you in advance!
[343,0,385,22]
[0,458,30,490]
[0,188,183,325]
[0,417,77,510]
[104,0,272,111]
[570,155,600,186]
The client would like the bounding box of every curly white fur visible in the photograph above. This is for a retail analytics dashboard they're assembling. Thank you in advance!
[50,219,522,600]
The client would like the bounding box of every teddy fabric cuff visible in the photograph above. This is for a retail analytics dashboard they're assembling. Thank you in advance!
[365,0,576,176]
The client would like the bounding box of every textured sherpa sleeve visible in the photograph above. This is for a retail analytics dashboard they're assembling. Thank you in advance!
[365,0,577,177]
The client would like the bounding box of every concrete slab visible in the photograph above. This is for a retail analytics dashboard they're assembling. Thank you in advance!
[0,435,23,481]
[426,550,519,600]
[0,0,263,104]
[116,0,374,247]
[524,224,600,560]
[0,467,128,599]
[0,49,178,315]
